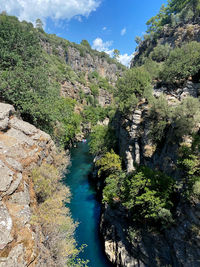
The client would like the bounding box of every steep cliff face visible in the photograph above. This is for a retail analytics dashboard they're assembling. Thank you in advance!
[60,79,112,107]
[66,46,122,82]
[101,201,200,267]
[131,22,200,67]
[115,81,200,174]
[100,81,200,267]
[0,103,66,266]
[40,37,124,107]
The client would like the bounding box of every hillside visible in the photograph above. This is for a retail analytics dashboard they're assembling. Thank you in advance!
[0,14,125,147]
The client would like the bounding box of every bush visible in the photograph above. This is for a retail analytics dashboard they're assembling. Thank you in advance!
[115,67,152,112]
[31,163,81,266]
[178,135,200,198]
[150,44,171,62]
[160,41,200,83]
[149,95,172,143]
[172,97,200,137]
[89,125,116,155]
[89,83,99,97]
[193,180,200,198]
[121,166,174,224]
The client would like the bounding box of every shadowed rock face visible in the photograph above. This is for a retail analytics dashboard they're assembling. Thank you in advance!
[0,103,60,266]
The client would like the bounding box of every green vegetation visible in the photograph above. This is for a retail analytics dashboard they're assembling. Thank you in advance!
[31,159,87,266]
[146,0,200,35]
[115,68,152,112]
[149,95,200,143]
[150,44,171,62]
[89,125,116,155]
[121,166,174,224]
[160,41,200,83]
[0,14,81,146]
[178,135,200,198]
[96,150,175,226]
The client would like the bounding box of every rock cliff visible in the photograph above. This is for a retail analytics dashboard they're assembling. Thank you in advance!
[131,22,200,67]
[0,103,67,266]
[100,81,200,267]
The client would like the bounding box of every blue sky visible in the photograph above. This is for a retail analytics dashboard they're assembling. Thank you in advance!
[1,0,167,66]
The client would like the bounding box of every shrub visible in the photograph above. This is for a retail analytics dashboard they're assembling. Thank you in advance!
[89,125,116,155]
[121,166,174,224]
[31,163,82,265]
[160,41,200,83]
[150,44,171,62]
[90,83,99,97]
[149,95,172,143]
[193,180,200,198]
[115,67,152,112]
[32,164,60,202]
[172,96,200,138]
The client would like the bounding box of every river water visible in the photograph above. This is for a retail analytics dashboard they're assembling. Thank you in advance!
[64,142,113,267]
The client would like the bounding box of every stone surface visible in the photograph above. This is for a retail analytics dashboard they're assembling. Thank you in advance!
[102,83,200,267]
[0,160,13,192]
[0,202,13,250]
[0,102,62,266]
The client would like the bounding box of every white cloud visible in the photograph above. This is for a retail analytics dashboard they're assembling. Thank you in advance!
[121,27,127,36]
[92,38,114,56]
[92,37,133,67]
[118,53,133,67]
[0,0,101,24]
[102,26,107,31]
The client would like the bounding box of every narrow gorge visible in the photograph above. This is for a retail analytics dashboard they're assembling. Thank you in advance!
[0,1,200,266]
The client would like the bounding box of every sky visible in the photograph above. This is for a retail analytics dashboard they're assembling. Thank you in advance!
[0,0,167,66]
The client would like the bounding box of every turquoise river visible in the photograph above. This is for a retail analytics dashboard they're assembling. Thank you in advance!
[64,141,114,267]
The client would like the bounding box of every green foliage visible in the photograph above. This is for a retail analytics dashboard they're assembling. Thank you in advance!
[90,83,99,97]
[149,95,200,143]
[80,40,91,50]
[160,42,200,83]
[146,0,200,35]
[82,105,109,125]
[89,125,116,155]
[121,166,174,224]
[146,4,169,34]
[96,150,123,204]
[88,70,99,81]
[172,96,200,138]
[150,44,171,62]
[113,49,120,59]
[31,162,85,266]
[178,135,200,198]
[0,15,81,146]
[149,95,172,142]
[141,58,162,80]
[35,18,43,29]
[115,68,152,112]
[96,150,122,176]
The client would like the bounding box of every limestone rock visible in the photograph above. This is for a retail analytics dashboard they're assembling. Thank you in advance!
[0,102,62,266]
[0,160,13,192]
[0,202,13,250]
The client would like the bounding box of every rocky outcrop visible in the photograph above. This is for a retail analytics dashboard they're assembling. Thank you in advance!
[61,79,112,107]
[101,81,200,267]
[66,46,123,82]
[131,23,200,67]
[101,201,200,267]
[0,103,64,266]
[113,81,200,175]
